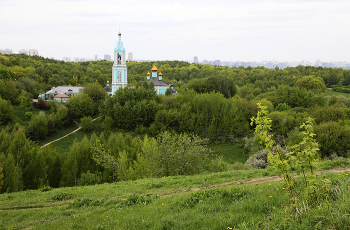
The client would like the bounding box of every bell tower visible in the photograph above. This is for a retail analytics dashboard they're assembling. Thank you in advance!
[112,30,127,94]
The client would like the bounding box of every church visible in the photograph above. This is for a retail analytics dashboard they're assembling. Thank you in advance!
[111,31,175,95]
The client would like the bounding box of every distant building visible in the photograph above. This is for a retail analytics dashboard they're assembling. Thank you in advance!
[63,57,70,62]
[0,48,13,55]
[213,60,221,66]
[128,52,133,62]
[19,49,28,55]
[193,56,198,64]
[18,49,38,56]
[104,54,111,61]
[94,55,98,61]
[28,49,38,56]
[74,57,80,62]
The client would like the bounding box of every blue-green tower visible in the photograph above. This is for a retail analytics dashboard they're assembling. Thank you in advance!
[112,31,127,94]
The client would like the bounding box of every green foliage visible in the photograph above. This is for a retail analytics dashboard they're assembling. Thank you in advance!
[78,171,102,186]
[187,74,237,98]
[80,116,93,132]
[68,93,95,117]
[251,103,329,210]
[275,103,290,112]
[50,192,73,201]
[24,111,32,120]
[25,114,48,140]
[314,122,350,158]
[0,97,13,124]
[165,87,172,96]
[144,132,211,177]
[207,156,230,172]
[295,75,326,92]
[311,106,346,124]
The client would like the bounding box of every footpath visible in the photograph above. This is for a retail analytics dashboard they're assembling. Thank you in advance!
[40,117,100,148]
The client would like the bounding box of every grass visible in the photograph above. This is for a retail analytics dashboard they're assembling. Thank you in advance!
[1,159,350,229]
[325,89,350,98]
[209,143,248,164]
[40,117,105,154]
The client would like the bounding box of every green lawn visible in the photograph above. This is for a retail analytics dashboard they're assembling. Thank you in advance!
[325,89,350,98]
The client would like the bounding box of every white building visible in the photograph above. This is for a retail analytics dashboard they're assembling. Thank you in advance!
[63,57,70,62]
[0,49,13,55]
[28,49,38,56]
[128,52,133,62]
[19,49,28,55]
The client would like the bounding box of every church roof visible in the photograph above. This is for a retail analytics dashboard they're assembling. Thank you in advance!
[147,77,170,87]
[46,86,82,95]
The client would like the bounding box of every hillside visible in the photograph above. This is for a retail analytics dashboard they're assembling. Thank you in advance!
[1,160,350,229]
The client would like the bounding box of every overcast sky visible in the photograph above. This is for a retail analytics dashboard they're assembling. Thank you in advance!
[1,0,349,62]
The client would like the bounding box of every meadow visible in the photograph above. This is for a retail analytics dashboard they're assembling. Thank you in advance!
[1,158,350,229]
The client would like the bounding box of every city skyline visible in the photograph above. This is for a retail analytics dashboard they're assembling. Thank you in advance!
[1,0,350,62]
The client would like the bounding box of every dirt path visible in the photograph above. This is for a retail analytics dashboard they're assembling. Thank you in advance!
[40,117,101,148]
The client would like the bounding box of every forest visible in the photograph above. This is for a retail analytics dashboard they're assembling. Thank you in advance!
[1,53,350,193]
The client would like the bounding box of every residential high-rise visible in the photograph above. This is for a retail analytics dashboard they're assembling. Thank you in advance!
[19,49,28,55]
[0,48,13,55]
[104,54,111,61]
[28,49,38,56]
[63,57,70,62]
[193,56,198,64]
[128,52,133,62]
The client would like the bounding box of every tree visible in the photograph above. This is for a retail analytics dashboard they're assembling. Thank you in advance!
[68,93,95,117]
[165,88,172,96]
[0,97,13,125]
[144,132,211,177]
[295,75,326,92]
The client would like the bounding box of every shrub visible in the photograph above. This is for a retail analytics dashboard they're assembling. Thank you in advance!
[50,192,73,201]
[78,171,102,186]
[25,112,32,120]
[208,156,230,173]
[246,149,270,169]
[80,116,93,132]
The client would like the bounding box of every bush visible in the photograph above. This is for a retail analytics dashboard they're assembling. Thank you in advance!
[78,171,102,186]
[80,116,93,132]
[246,149,270,169]
[207,156,230,173]
[25,112,32,120]
[50,192,73,201]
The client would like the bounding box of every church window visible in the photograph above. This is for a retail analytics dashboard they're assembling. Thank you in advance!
[117,72,121,82]
[118,53,121,64]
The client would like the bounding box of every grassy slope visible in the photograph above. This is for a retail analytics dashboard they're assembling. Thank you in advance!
[1,159,350,229]
[325,89,350,98]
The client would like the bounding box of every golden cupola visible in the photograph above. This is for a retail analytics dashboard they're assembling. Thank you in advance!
[151,65,158,72]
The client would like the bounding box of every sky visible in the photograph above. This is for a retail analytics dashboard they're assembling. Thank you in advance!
[1,0,350,62]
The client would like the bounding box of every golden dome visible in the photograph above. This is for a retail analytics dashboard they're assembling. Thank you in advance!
[118,31,121,36]
[147,71,150,76]
[151,64,158,72]
[159,71,162,76]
